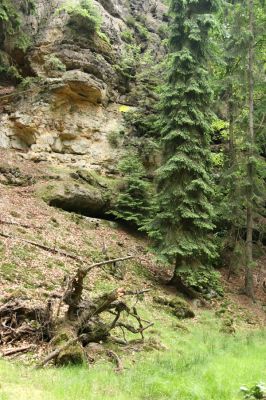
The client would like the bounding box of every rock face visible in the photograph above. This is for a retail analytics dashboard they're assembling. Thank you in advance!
[0,0,166,173]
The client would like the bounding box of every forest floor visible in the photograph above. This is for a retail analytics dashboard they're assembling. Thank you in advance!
[0,149,265,399]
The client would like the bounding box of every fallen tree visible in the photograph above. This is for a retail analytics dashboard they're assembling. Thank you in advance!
[0,255,153,368]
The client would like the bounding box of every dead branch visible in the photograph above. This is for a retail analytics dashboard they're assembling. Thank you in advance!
[117,322,154,335]
[36,334,85,369]
[77,288,126,328]
[1,344,36,357]
[132,307,144,339]
[0,219,41,230]
[106,350,123,372]
[109,336,128,345]
[0,232,83,261]
[124,289,151,296]
[64,256,134,319]
[84,256,134,274]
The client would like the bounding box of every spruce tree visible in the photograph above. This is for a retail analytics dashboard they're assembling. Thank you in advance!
[147,0,218,288]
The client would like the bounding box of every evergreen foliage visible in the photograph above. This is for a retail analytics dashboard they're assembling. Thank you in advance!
[146,0,219,272]
[111,154,152,228]
[212,0,266,284]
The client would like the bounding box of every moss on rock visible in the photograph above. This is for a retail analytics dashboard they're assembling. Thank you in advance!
[153,295,195,319]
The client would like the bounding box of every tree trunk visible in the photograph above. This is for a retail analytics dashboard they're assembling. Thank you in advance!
[245,0,255,300]
[227,85,238,281]
[169,256,201,299]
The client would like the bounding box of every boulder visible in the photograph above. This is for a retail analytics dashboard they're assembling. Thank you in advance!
[153,295,195,319]
[40,181,110,218]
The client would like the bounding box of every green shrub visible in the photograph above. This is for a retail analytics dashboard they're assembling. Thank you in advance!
[115,44,141,89]
[44,54,66,71]
[125,15,136,28]
[18,76,42,90]
[125,15,149,41]
[135,22,149,40]
[158,23,169,39]
[62,0,102,34]
[97,30,110,44]
[177,267,224,297]
[121,29,134,43]
[13,31,32,52]
[0,0,21,35]
[107,130,124,148]
[0,51,22,80]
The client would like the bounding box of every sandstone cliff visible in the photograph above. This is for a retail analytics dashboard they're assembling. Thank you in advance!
[0,0,167,173]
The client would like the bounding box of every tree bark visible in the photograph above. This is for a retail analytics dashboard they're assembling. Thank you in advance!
[245,0,255,300]
[227,84,238,281]
[169,256,202,299]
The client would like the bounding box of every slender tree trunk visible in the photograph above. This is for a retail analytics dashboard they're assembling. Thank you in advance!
[228,95,235,166]
[227,92,237,281]
[245,0,255,299]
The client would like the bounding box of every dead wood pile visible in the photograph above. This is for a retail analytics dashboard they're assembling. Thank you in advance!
[0,255,153,368]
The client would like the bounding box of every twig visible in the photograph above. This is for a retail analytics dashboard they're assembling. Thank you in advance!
[117,322,154,335]
[124,289,151,296]
[83,256,134,274]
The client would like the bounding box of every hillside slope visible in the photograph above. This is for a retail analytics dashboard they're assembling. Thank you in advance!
[0,149,265,399]
[0,149,265,330]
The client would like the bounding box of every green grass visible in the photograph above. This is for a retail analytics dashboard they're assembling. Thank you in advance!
[0,313,265,400]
